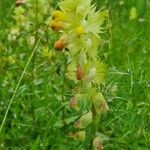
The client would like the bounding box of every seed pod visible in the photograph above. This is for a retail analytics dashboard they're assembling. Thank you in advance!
[68,98,78,109]
[54,38,67,51]
[76,131,86,141]
[51,20,63,32]
[99,100,109,112]
[16,0,25,6]
[52,10,66,21]
[93,137,103,150]
[70,131,86,142]
[74,112,92,129]
[93,93,109,114]
[76,64,84,80]
[76,25,85,38]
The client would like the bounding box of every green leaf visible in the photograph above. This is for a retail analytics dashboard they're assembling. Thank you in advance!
[31,135,40,150]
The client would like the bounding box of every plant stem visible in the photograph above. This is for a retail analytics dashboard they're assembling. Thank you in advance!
[89,103,100,149]
[0,39,41,133]
[30,0,39,124]
[61,54,67,129]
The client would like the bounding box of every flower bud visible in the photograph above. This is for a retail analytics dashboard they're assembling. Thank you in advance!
[76,64,84,80]
[93,137,103,150]
[76,25,85,38]
[99,100,109,113]
[74,112,92,128]
[54,38,67,51]
[52,10,66,21]
[51,20,63,32]
[68,98,78,109]
[93,93,109,114]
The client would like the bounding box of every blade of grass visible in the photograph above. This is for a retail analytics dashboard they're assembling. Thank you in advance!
[0,38,41,133]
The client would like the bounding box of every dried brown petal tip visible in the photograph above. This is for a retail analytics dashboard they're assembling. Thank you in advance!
[16,0,25,6]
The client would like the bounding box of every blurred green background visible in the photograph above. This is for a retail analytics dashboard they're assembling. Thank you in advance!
[0,0,150,149]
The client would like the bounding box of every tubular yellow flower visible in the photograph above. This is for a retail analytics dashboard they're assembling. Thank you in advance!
[75,25,85,37]
[52,10,66,21]
[50,20,64,32]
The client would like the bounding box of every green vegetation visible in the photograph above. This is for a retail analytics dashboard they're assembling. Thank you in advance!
[0,0,150,149]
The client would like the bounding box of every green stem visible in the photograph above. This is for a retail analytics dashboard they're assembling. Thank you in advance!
[61,54,67,129]
[0,39,41,133]
[30,0,39,124]
[89,104,100,150]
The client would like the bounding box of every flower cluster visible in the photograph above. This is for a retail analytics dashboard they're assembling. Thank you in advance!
[7,0,109,148]
[51,0,109,147]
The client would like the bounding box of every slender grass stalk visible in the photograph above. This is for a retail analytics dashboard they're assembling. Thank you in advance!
[0,38,41,133]
[61,55,67,129]
[29,0,39,124]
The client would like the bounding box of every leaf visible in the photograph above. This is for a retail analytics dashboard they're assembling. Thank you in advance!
[31,135,40,150]
[96,132,109,142]
[65,116,78,124]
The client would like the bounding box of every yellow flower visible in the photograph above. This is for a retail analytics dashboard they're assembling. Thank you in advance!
[75,25,85,37]
[52,10,66,21]
[50,20,63,31]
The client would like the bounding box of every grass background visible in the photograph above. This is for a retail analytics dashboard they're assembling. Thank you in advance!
[0,0,150,149]
[97,0,150,149]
